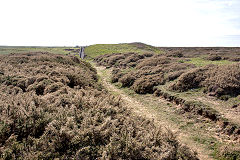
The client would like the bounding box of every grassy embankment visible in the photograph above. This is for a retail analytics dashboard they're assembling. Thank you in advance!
[84,43,162,58]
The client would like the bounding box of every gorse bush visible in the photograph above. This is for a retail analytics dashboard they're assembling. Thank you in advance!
[203,63,240,97]
[169,67,208,92]
[95,53,195,94]
[94,49,240,160]
[166,71,185,82]
[170,63,240,97]
[0,52,198,159]
[95,51,240,98]
[131,74,165,94]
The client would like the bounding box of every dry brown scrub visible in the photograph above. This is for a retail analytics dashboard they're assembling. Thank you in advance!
[95,54,195,94]
[158,47,240,60]
[95,52,152,69]
[0,52,198,159]
[170,63,240,97]
[94,50,240,159]
[95,52,240,98]
[205,54,222,61]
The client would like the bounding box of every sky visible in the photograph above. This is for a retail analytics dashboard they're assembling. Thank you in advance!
[0,0,240,47]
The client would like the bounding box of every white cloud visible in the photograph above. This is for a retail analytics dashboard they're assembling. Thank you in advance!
[0,0,239,46]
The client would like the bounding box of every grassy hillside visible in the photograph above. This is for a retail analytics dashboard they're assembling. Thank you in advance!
[84,43,162,58]
[185,57,234,66]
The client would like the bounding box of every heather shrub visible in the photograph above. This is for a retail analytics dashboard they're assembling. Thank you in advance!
[132,78,156,94]
[166,51,184,58]
[205,55,222,61]
[111,67,166,93]
[170,67,208,92]
[170,63,240,97]
[128,66,163,78]
[111,68,123,83]
[107,54,125,66]
[95,52,148,69]
[226,56,240,62]
[132,74,165,94]
[203,63,240,97]
[94,53,111,65]
[97,53,196,95]
[119,74,136,87]
[136,56,171,69]
[119,53,144,64]
[142,52,154,57]
[167,71,185,81]
[0,52,198,159]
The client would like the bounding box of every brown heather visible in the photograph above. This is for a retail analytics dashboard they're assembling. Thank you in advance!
[205,54,222,61]
[158,47,240,60]
[169,67,208,92]
[203,63,240,97]
[166,71,185,82]
[95,53,195,94]
[0,52,198,159]
[170,63,240,97]
[95,52,151,69]
[94,49,240,159]
[131,74,165,94]
[95,52,240,98]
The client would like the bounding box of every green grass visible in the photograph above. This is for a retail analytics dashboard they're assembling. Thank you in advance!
[185,57,234,67]
[0,43,163,58]
[84,43,162,58]
[0,46,77,55]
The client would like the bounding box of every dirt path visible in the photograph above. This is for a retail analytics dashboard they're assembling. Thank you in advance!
[97,66,160,121]
[95,65,213,160]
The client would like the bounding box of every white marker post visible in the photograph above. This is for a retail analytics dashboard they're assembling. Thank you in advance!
[79,46,85,59]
